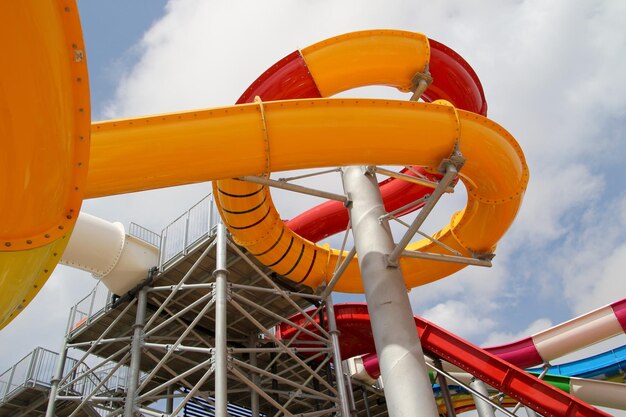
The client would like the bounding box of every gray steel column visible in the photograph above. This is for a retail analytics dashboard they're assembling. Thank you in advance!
[45,337,69,417]
[124,286,148,417]
[214,222,229,417]
[249,333,260,417]
[341,166,438,417]
[325,294,352,417]
[433,359,456,417]
[166,385,174,414]
[469,378,496,417]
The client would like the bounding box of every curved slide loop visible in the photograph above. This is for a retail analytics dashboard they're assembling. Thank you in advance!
[237,35,487,243]
[214,30,528,292]
[0,1,90,328]
[0,25,526,322]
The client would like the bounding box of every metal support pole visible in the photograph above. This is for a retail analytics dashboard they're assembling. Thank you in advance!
[325,295,352,417]
[45,337,69,417]
[249,333,260,417]
[469,378,496,417]
[214,222,229,417]
[341,166,439,417]
[361,388,372,417]
[123,286,148,417]
[433,359,456,417]
[166,384,174,414]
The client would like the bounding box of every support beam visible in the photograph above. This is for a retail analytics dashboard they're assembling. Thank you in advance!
[239,175,348,203]
[326,294,353,417]
[214,222,229,417]
[124,286,148,417]
[341,166,439,417]
[249,334,260,417]
[45,336,69,417]
[433,359,456,417]
[470,378,495,417]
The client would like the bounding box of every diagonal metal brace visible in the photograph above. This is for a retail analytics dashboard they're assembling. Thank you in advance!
[386,151,465,267]
[238,175,349,203]
[410,65,433,102]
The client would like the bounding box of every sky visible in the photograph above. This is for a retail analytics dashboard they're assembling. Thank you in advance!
[1,0,626,414]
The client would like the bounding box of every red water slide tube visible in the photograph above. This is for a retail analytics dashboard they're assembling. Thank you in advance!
[278,304,610,417]
[236,38,487,242]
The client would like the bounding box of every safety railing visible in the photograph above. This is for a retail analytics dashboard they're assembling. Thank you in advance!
[65,194,219,336]
[0,347,134,412]
[0,347,81,403]
[158,193,219,271]
[128,222,161,247]
[67,281,114,336]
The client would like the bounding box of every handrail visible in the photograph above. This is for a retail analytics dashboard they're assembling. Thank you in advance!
[158,193,219,270]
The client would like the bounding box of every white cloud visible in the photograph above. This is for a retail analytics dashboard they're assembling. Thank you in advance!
[509,164,605,247]
[422,300,497,340]
[482,317,553,347]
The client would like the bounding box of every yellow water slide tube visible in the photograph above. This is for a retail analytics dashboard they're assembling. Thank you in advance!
[213,31,529,292]
[0,3,528,328]
[87,97,527,293]
[0,2,90,327]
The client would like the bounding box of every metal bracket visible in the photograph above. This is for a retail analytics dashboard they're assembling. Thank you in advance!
[471,250,496,262]
[410,65,433,102]
[343,192,352,209]
[384,254,399,269]
[438,150,465,174]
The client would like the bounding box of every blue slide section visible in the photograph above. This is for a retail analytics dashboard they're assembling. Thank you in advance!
[528,345,626,380]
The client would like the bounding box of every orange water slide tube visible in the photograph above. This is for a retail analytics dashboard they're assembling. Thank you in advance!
[213,31,528,292]
[0,1,90,327]
[0,5,527,328]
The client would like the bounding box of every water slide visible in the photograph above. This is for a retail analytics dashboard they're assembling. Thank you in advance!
[278,38,487,242]
[349,298,626,376]
[530,345,626,381]
[0,3,610,416]
[420,344,626,412]
[358,301,626,411]
[242,31,624,413]
[1,8,528,327]
[279,303,624,414]
[212,30,525,294]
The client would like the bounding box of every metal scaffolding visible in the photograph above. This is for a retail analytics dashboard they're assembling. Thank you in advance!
[45,212,351,416]
[39,159,512,416]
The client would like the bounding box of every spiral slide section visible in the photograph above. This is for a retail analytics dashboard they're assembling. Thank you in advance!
[1,17,529,328]
[267,38,488,242]
[212,30,528,293]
